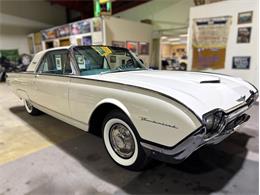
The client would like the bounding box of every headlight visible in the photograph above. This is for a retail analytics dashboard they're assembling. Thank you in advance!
[203,110,225,136]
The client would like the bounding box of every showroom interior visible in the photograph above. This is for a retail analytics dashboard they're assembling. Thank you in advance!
[0,0,259,194]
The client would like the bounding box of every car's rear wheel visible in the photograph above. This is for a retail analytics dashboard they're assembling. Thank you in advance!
[24,99,41,115]
[102,109,149,171]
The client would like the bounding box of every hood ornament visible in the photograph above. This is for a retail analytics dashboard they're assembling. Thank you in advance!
[236,95,246,102]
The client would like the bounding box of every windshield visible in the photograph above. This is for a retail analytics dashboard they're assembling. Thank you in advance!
[73,46,147,76]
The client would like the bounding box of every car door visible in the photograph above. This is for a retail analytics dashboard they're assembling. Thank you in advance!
[33,49,73,117]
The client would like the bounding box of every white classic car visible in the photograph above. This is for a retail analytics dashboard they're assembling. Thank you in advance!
[7,46,258,170]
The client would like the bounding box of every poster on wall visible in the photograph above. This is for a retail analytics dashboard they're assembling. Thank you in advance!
[126,41,138,55]
[41,28,56,40]
[92,18,102,32]
[192,16,232,70]
[232,56,250,69]
[138,42,149,55]
[82,36,92,46]
[238,11,253,24]
[70,20,91,35]
[112,41,125,48]
[237,27,251,43]
[56,25,70,38]
[77,38,82,45]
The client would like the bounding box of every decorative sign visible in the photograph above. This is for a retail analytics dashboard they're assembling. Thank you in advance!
[70,20,91,35]
[237,27,251,43]
[192,16,232,70]
[232,56,250,69]
[238,11,253,24]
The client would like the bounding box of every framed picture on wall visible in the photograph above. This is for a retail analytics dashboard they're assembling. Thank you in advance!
[237,27,251,43]
[70,19,91,35]
[238,11,253,24]
[112,41,125,48]
[232,56,250,69]
[82,36,92,46]
[126,41,138,55]
[138,42,149,55]
[92,18,102,32]
[76,38,82,46]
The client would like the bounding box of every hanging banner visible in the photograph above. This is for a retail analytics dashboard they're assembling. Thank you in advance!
[192,16,232,70]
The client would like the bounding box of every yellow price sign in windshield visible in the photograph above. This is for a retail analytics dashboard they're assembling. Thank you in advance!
[92,46,112,57]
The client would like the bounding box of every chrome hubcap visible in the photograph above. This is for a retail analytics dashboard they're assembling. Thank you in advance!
[109,123,135,159]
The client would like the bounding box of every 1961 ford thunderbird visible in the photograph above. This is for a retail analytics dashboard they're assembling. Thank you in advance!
[7,46,258,170]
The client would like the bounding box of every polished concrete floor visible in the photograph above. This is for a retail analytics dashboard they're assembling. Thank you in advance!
[0,83,258,195]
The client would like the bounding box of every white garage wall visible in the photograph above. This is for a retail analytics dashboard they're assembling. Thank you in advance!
[0,0,66,54]
[104,17,153,66]
[187,0,259,88]
[114,0,194,34]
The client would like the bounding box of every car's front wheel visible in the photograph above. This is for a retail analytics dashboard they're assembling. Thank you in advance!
[102,109,149,171]
[24,99,41,115]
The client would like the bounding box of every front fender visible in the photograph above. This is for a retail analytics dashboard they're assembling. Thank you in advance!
[94,98,131,118]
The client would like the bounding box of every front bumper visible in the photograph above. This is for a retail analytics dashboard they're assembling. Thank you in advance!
[141,91,258,164]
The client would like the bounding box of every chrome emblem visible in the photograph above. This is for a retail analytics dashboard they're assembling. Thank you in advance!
[140,117,178,129]
[236,95,246,102]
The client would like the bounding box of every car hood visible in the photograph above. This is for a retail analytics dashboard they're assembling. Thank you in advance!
[84,70,257,118]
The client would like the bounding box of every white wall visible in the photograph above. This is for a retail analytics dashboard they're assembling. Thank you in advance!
[104,17,153,65]
[0,0,66,54]
[188,0,259,88]
[114,0,194,36]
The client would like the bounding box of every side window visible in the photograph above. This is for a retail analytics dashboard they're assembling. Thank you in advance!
[38,50,73,75]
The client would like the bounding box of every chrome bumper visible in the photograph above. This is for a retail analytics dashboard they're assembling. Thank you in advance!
[141,113,250,164]
[141,92,258,164]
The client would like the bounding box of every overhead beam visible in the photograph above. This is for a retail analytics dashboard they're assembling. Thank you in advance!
[49,0,150,19]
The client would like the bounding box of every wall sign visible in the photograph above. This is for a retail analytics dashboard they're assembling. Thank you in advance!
[232,56,250,69]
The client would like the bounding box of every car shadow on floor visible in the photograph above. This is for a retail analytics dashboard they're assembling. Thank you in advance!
[10,106,252,194]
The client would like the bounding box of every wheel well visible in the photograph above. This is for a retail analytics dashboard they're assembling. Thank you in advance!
[88,103,126,137]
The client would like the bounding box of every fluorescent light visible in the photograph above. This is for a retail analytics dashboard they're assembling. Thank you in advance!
[179,34,188,37]
[161,36,168,40]
[171,42,181,45]
[168,38,180,42]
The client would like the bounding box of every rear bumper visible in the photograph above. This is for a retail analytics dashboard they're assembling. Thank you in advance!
[141,91,258,164]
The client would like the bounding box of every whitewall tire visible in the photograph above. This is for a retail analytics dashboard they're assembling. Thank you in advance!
[23,99,41,115]
[102,109,149,170]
